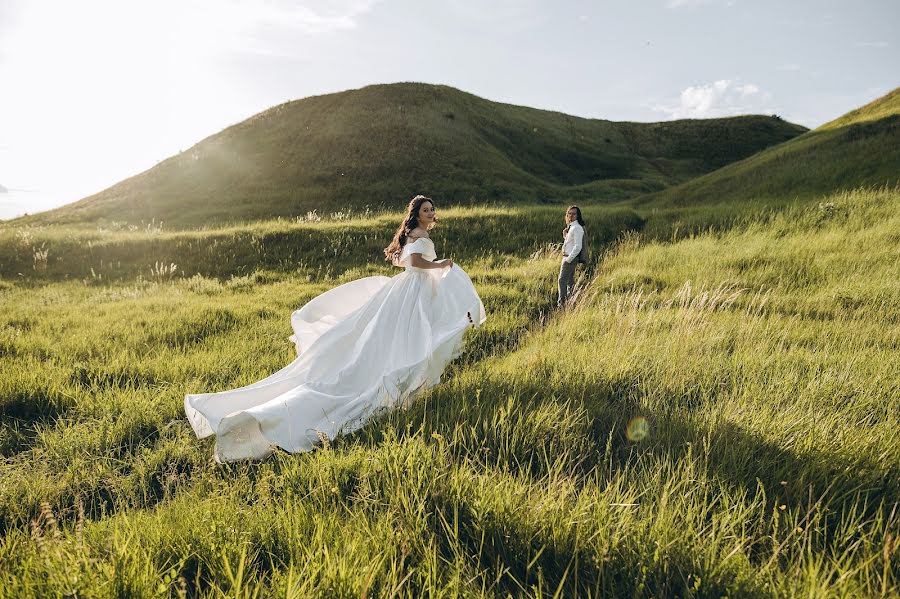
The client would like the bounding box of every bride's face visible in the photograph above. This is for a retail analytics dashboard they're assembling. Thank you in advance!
[418,201,436,228]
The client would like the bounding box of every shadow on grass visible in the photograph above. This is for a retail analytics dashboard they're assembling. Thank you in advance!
[0,419,206,538]
[426,376,896,507]
[0,384,75,458]
[338,373,897,595]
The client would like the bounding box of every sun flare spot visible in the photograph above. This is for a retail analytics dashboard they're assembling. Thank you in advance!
[626,416,649,442]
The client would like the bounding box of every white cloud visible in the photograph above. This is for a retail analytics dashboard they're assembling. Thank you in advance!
[445,0,544,30]
[236,0,382,35]
[667,0,736,8]
[0,1,383,68]
[652,79,774,119]
[667,0,707,7]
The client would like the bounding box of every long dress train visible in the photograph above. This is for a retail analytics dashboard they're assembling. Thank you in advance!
[184,238,486,462]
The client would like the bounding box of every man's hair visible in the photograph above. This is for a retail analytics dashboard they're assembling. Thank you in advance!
[568,205,585,227]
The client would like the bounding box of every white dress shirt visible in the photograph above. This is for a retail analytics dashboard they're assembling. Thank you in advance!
[562,221,584,264]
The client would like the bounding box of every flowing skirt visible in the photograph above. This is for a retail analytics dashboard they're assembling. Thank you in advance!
[184,265,486,462]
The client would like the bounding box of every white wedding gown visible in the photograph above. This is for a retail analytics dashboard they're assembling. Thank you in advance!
[184,238,486,462]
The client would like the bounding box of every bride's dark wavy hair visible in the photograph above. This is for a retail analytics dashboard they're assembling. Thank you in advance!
[384,195,436,262]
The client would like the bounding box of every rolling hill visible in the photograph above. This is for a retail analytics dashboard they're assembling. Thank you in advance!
[15,83,805,228]
[635,87,900,209]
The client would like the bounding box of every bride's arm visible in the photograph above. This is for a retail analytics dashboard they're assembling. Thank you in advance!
[410,253,453,269]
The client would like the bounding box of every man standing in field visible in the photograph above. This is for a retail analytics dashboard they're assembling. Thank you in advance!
[558,205,586,308]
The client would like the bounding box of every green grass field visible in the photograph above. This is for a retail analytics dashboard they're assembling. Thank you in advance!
[1,184,897,596]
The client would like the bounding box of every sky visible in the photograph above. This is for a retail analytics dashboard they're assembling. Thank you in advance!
[0,0,897,219]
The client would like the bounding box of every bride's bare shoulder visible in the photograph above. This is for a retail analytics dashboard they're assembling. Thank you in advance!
[408,227,430,240]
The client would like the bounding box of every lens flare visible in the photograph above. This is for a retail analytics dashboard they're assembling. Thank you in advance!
[626,416,649,442]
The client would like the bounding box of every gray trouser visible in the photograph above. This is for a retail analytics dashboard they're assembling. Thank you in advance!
[558,259,577,307]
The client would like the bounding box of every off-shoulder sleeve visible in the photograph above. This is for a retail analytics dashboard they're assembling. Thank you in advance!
[395,238,430,267]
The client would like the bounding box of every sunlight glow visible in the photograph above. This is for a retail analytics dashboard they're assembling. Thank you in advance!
[626,416,649,442]
[0,0,378,216]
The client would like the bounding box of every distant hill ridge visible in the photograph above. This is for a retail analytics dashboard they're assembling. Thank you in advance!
[19,83,805,228]
[637,86,900,208]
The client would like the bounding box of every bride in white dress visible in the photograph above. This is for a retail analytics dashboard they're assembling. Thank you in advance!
[185,195,486,462]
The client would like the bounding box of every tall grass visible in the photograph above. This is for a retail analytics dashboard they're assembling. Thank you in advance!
[0,187,897,596]
[0,205,642,281]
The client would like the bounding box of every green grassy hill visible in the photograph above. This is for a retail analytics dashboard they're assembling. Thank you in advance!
[635,87,900,211]
[13,83,804,228]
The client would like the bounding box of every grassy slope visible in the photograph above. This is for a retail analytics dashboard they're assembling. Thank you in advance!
[11,83,804,228]
[634,86,900,212]
[0,187,898,596]
[819,86,900,130]
[0,206,644,280]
